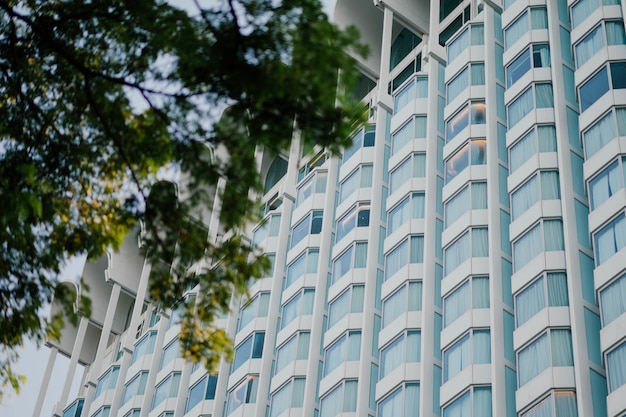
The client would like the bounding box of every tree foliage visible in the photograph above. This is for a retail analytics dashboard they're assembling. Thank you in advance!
[0,0,366,397]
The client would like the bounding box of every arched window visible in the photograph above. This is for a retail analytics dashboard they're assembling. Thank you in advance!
[264,157,288,194]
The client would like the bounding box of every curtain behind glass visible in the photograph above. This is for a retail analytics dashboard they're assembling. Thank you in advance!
[572,0,598,27]
[511,129,537,172]
[606,21,626,45]
[297,332,310,359]
[445,186,469,227]
[386,239,408,279]
[444,335,469,381]
[389,197,409,235]
[473,387,492,417]
[379,387,401,417]
[536,83,554,108]
[551,329,574,366]
[416,77,428,98]
[383,286,406,327]
[541,171,561,199]
[444,282,470,326]
[531,8,548,29]
[616,108,626,135]
[381,336,403,377]
[448,29,469,63]
[408,282,423,310]
[392,119,414,154]
[320,384,341,417]
[390,157,411,194]
[590,161,620,209]
[514,224,541,271]
[447,67,469,103]
[472,228,489,257]
[347,332,361,361]
[473,276,490,308]
[575,25,603,67]
[405,384,420,417]
[544,220,564,251]
[547,272,569,306]
[351,285,365,313]
[410,235,424,263]
[516,278,545,326]
[471,25,484,45]
[512,176,539,220]
[509,88,533,127]
[412,193,425,218]
[472,182,488,209]
[519,334,549,385]
[506,13,528,49]
[608,342,626,391]
[414,153,427,177]
[443,390,470,417]
[473,330,491,363]
[521,395,552,417]
[360,165,373,187]
[538,125,557,152]
[555,391,578,417]
[472,64,485,85]
[292,378,306,407]
[584,111,615,157]
[601,274,626,324]
[445,233,470,274]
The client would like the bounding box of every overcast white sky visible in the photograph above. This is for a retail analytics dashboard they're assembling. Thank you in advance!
[1,1,338,417]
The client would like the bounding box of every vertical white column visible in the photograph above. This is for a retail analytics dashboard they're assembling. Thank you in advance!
[81,282,122,415]
[32,346,58,417]
[59,316,89,407]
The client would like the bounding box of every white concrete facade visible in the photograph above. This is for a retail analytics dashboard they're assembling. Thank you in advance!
[36,1,626,417]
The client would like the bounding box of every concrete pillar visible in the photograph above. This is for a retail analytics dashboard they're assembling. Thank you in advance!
[59,316,89,407]
[81,283,122,415]
[32,346,58,417]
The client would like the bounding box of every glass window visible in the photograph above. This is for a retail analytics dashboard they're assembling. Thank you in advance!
[380,331,421,377]
[391,116,427,155]
[511,171,561,220]
[448,28,469,64]
[518,329,573,386]
[383,281,423,327]
[394,77,428,114]
[185,375,218,413]
[269,378,306,417]
[583,108,626,157]
[281,289,315,329]
[152,372,181,410]
[444,139,486,183]
[509,125,557,172]
[159,339,181,370]
[506,44,551,87]
[95,366,120,399]
[389,154,426,194]
[343,125,375,163]
[275,332,310,373]
[600,273,626,325]
[385,235,424,280]
[122,372,149,405]
[378,383,420,417]
[608,340,626,392]
[445,102,485,142]
[443,386,493,417]
[319,380,358,417]
[131,331,156,364]
[444,228,489,275]
[508,83,554,128]
[514,220,565,271]
[92,407,111,417]
[589,159,626,209]
[444,182,487,228]
[339,164,373,203]
[291,211,323,248]
[232,332,265,372]
[324,331,362,376]
[286,249,319,289]
[226,375,259,415]
[580,66,609,112]
[515,272,569,326]
[329,285,364,328]
[387,193,425,235]
[594,213,626,265]
[332,242,368,283]
[505,11,529,49]
[572,0,598,28]
[443,330,491,381]
[238,292,270,331]
[444,276,490,326]
[296,171,328,207]
[520,390,578,417]
[336,202,370,242]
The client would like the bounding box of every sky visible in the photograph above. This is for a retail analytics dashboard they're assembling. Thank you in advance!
[1,1,338,417]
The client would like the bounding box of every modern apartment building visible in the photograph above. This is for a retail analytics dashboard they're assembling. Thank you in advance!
[34,0,626,416]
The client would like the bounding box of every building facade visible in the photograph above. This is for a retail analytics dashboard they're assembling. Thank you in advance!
[36,0,626,416]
